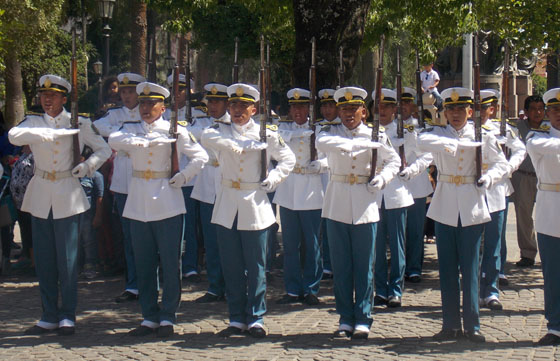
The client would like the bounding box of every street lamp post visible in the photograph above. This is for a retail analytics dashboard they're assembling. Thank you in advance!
[98,0,116,76]
[93,60,103,110]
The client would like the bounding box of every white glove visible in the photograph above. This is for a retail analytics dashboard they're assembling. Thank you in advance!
[71,163,89,178]
[260,173,281,192]
[366,175,384,193]
[391,137,405,148]
[149,137,176,147]
[477,174,492,190]
[458,139,482,148]
[291,129,314,138]
[398,167,414,181]
[353,139,381,151]
[305,160,322,174]
[241,139,268,151]
[169,172,186,188]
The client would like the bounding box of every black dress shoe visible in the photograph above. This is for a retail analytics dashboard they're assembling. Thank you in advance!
[157,325,174,338]
[487,299,503,310]
[351,330,369,340]
[57,326,75,336]
[387,296,402,308]
[276,294,301,304]
[195,293,224,303]
[373,295,388,306]
[464,330,486,343]
[303,294,320,306]
[433,329,463,341]
[24,325,57,335]
[128,325,156,336]
[499,277,509,286]
[218,326,246,337]
[332,329,352,338]
[408,275,421,283]
[115,291,139,303]
[516,257,535,267]
[537,333,560,346]
[248,327,266,338]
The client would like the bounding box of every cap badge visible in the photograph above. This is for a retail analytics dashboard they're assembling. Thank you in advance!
[344,91,353,101]
[322,92,329,99]
[380,92,385,101]
[44,77,52,88]
[211,86,218,95]
[236,87,244,97]
[556,91,560,102]
[143,85,151,95]
[451,90,460,102]
[122,76,130,84]
[294,91,300,100]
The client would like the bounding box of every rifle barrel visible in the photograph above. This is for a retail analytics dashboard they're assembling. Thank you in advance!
[370,36,384,181]
[71,25,80,167]
[473,33,482,181]
[396,45,406,171]
[309,37,317,161]
[415,49,425,128]
[259,35,268,181]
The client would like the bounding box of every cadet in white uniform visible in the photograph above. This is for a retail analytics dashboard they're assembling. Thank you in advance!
[417,87,508,343]
[399,87,434,283]
[94,72,145,303]
[274,88,325,305]
[316,87,400,339]
[201,84,295,338]
[478,90,526,311]
[526,88,560,346]
[188,82,230,302]
[109,82,208,338]
[317,88,339,278]
[10,75,111,336]
[372,88,433,308]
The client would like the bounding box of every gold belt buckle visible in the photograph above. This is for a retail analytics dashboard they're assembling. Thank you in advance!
[212,160,219,167]
[452,175,463,186]
[348,174,357,185]
[46,171,56,181]
[293,166,301,174]
[556,184,560,192]
[232,180,240,189]
[143,169,153,180]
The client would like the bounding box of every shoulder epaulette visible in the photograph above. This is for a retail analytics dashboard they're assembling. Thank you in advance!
[506,119,518,128]
[25,111,44,116]
[278,118,293,123]
[482,124,492,131]
[214,119,230,125]
[490,118,501,123]
[320,125,331,132]
[123,120,140,125]
[421,127,435,133]
[427,120,445,127]
[194,106,208,114]
[366,124,386,132]
[177,120,188,127]
[320,121,340,126]
[266,124,278,131]
[404,124,415,132]
[540,124,551,131]
[210,123,220,129]
[107,105,122,111]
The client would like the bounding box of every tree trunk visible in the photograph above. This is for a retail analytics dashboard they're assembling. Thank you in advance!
[130,0,147,77]
[4,53,25,129]
[292,0,371,89]
[547,50,559,89]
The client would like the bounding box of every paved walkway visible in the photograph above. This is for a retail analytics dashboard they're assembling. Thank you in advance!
[0,207,558,360]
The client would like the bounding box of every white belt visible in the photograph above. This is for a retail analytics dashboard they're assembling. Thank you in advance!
[221,179,260,190]
[331,174,369,185]
[538,183,560,192]
[292,165,310,175]
[35,169,73,182]
[438,174,476,185]
[132,170,170,180]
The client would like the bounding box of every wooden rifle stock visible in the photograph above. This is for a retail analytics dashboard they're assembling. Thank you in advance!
[70,25,81,167]
[259,35,268,181]
[396,45,406,171]
[500,42,510,156]
[232,37,239,83]
[473,33,482,182]
[309,37,317,161]
[185,39,193,124]
[415,49,425,128]
[370,36,384,181]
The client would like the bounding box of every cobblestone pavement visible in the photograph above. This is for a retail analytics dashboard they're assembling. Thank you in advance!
[1,208,559,360]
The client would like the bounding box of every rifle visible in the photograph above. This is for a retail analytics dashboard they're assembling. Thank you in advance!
[309,37,317,161]
[232,37,239,83]
[259,35,268,181]
[473,33,482,182]
[70,25,81,167]
[500,42,510,138]
[370,35,384,181]
[396,45,406,171]
[169,43,180,176]
[266,41,272,121]
[185,39,193,124]
[338,46,344,88]
[415,48,425,128]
